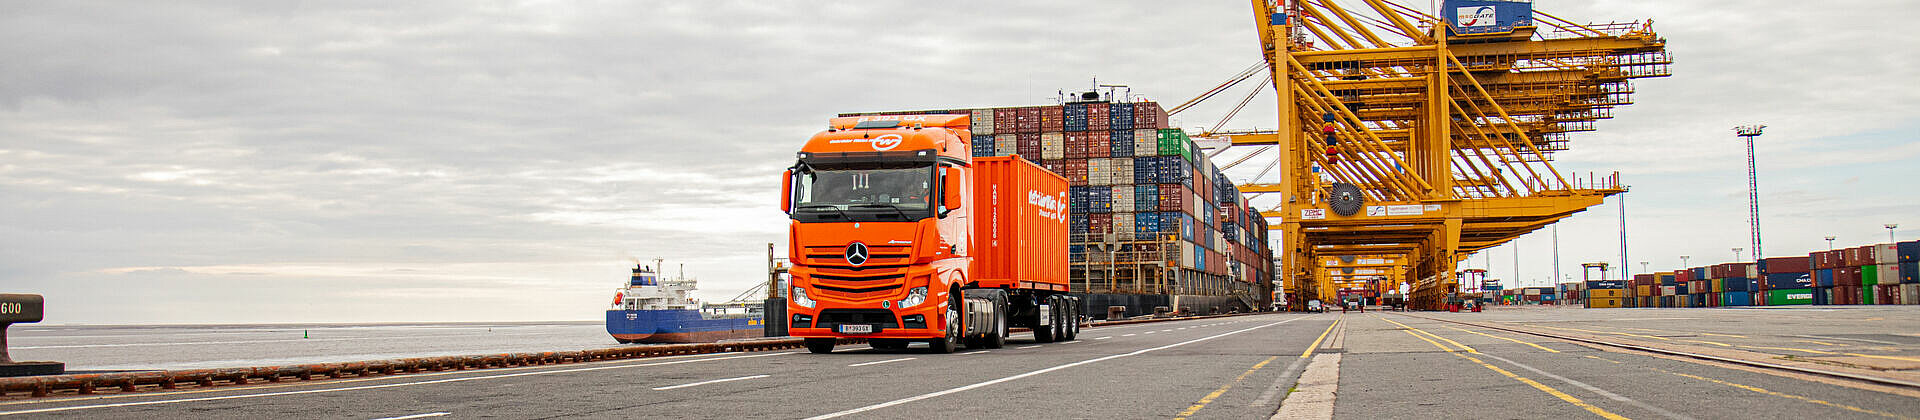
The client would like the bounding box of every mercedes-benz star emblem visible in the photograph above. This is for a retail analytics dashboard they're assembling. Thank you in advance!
[845,242,870,266]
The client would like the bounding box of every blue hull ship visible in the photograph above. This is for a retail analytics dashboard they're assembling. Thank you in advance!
[606,262,764,344]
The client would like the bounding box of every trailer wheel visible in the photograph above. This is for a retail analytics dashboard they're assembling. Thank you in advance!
[804,338,836,354]
[1052,297,1069,341]
[1062,299,1078,341]
[929,293,960,353]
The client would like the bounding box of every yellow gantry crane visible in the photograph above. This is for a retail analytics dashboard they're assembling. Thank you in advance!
[1184,0,1669,310]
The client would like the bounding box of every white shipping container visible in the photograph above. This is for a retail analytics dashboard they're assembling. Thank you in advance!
[1189,192,1205,218]
[1111,158,1133,186]
[1904,284,1920,305]
[995,134,1017,156]
[1180,241,1198,269]
[1112,186,1134,213]
[1881,264,1899,286]
[972,109,994,135]
[1744,264,1760,279]
[1113,213,1134,237]
[1041,132,1065,160]
[1088,158,1112,186]
[1873,243,1900,264]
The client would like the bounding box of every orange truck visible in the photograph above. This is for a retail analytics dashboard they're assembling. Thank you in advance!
[780,114,1079,353]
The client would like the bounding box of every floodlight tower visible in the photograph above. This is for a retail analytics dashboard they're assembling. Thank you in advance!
[1736,125,1766,261]
[1888,224,1900,243]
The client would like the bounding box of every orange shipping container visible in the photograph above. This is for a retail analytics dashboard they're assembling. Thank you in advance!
[969,156,1070,291]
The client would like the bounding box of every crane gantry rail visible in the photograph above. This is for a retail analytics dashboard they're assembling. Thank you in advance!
[1193,0,1670,309]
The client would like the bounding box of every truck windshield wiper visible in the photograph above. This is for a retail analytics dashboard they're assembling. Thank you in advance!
[848,203,911,220]
[796,204,849,220]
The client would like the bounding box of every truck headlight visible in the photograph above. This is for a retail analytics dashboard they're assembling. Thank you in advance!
[793,287,815,308]
[898,287,927,308]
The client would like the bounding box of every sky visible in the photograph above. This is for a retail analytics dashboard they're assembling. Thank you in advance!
[2,1,1915,324]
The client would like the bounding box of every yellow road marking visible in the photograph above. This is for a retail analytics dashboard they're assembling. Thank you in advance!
[1380,318,1477,353]
[1172,355,1280,420]
[1840,353,1920,363]
[1655,368,1915,419]
[1700,333,1749,338]
[1795,340,1840,346]
[1397,321,1627,419]
[1678,339,1732,347]
[1536,325,1672,341]
[1301,319,1341,359]
[1444,326,1560,353]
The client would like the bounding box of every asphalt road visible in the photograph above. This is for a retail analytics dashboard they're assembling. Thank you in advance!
[0,314,1335,419]
[9,308,1920,419]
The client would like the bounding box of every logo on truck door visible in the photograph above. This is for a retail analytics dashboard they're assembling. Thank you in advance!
[845,242,870,266]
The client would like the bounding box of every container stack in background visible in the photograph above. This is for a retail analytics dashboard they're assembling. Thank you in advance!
[1584,280,1624,308]
[842,101,1274,316]
[1610,239,1920,308]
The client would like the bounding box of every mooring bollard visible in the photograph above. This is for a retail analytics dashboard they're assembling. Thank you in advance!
[0,294,64,377]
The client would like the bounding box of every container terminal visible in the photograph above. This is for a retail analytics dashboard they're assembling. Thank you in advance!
[3,0,1919,418]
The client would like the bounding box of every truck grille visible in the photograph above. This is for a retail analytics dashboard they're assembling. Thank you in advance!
[816,309,899,331]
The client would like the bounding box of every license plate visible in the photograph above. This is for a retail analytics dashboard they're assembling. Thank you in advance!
[837,324,873,334]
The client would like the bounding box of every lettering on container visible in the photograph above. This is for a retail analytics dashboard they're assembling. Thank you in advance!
[1300,208,1326,220]
[1028,189,1068,223]
[0,302,18,314]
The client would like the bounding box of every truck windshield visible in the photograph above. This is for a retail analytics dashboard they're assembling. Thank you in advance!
[791,165,934,222]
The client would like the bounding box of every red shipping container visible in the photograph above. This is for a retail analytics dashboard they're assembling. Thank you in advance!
[1846,245,1877,265]
[1060,159,1088,185]
[1016,107,1042,133]
[968,156,1069,291]
[1085,131,1111,158]
[1064,132,1089,159]
[1041,106,1064,132]
[1089,212,1113,232]
[1134,102,1168,129]
[1086,102,1110,131]
[1633,273,1655,286]
[993,108,1017,133]
[1836,266,1861,287]
[1812,250,1843,269]
[1676,269,1693,283]
[1016,133,1041,159]
[1159,184,1191,212]
[1762,256,1809,274]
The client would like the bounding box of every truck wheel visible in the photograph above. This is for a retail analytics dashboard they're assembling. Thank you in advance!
[929,294,960,353]
[804,338,836,354]
[1052,297,1069,341]
[1033,296,1056,343]
[1062,300,1078,341]
[985,293,1007,348]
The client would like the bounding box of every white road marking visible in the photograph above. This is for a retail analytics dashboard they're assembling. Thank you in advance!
[1094,336,1112,340]
[1123,333,1137,337]
[0,352,797,416]
[801,316,1306,420]
[1160,329,1173,332]
[651,374,770,391]
[1017,345,1042,349]
[959,350,990,355]
[370,412,450,420]
[1144,331,1157,334]
[847,358,916,367]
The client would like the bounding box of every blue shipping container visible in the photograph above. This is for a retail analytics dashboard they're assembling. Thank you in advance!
[1064,104,1087,132]
[1134,157,1159,184]
[1763,272,1813,290]
[1443,0,1533,35]
[1815,269,1835,287]
[1585,280,1625,290]
[1903,262,1918,283]
[1691,267,1707,280]
[1900,240,1920,263]
[1723,277,1755,292]
[1110,103,1134,130]
[1724,291,1753,306]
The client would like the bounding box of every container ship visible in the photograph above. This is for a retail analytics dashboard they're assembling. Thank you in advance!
[606,262,765,344]
[840,93,1275,319]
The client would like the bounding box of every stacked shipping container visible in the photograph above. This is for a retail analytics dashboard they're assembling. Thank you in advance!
[1615,240,1920,308]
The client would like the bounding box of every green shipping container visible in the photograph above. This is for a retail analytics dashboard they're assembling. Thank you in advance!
[1862,265,1878,286]
[1766,288,1815,305]
[1155,129,1191,158]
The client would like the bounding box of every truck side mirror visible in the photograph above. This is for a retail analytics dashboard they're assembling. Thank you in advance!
[781,169,794,213]
[942,169,963,213]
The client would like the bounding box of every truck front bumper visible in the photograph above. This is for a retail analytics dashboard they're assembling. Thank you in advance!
[788,305,945,340]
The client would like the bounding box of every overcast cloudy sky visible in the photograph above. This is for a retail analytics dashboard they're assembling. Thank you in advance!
[3,1,1915,324]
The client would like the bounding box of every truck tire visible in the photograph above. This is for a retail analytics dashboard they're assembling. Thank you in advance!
[1062,299,1078,341]
[1052,296,1069,341]
[984,291,1007,349]
[804,338,836,354]
[929,293,960,353]
[1032,296,1056,343]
